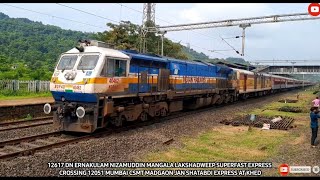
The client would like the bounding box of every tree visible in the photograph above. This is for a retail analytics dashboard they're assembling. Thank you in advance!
[96,20,190,60]
[0,12,212,80]
[95,21,140,50]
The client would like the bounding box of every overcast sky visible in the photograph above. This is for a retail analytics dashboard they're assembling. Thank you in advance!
[0,3,319,65]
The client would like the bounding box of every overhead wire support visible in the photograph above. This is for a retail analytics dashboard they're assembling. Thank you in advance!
[208,49,234,52]
[249,60,319,63]
[150,12,320,32]
[114,4,222,40]
[222,36,242,39]
[219,35,241,55]
[145,12,320,58]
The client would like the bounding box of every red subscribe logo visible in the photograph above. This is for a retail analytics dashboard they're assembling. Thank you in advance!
[308,3,320,16]
[279,164,289,176]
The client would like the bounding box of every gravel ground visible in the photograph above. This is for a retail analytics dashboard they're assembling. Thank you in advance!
[0,90,303,176]
[0,124,55,142]
[263,119,320,177]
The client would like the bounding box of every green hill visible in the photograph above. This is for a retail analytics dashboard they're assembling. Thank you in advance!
[0,12,94,80]
[182,46,209,60]
[225,57,250,65]
[0,12,250,80]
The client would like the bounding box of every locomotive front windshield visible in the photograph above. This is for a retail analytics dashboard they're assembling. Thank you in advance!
[57,55,78,70]
[56,54,100,71]
[77,55,99,70]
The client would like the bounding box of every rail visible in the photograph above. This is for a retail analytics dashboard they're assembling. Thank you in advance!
[0,117,53,132]
[0,88,304,160]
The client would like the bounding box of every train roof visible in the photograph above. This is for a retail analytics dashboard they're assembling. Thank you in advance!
[122,50,168,63]
[65,46,130,59]
[231,68,255,75]
[262,73,272,77]
[168,58,209,66]
[122,50,222,66]
[230,69,300,81]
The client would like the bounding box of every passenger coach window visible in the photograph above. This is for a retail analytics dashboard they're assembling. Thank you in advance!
[106,59,127,77]
[57,55,78,70]
[77,55,99,70]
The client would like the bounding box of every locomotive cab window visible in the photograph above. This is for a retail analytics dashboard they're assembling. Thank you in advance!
[105,58,127,77]
[77,55,99,70]
[57,55,78,70]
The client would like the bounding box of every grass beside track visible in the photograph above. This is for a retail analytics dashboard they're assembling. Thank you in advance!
[243,90,313,118]
[144,126,289,162]
[142,88,317,176]
[0,91,51,100]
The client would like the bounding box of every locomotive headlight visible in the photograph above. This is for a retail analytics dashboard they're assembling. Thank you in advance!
[83,78,88,84]
[43,103,51,114]
[61,97,66,102]
[51,77,57,83]
[76,106,85,118]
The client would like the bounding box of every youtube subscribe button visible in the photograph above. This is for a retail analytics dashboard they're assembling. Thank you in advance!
[290,166,311,173]
[308,3,320,16]
[279,164,320,176]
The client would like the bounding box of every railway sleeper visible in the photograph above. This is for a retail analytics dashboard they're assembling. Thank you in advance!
[36,139,53,145]
[5,145,24,152]
[48,137,65,142]
[21,142,40,148]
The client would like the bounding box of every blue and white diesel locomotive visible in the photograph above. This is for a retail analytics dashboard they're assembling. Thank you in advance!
[43,40,312,133]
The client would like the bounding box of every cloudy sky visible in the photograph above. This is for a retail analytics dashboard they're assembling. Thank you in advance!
[0,3,319,65]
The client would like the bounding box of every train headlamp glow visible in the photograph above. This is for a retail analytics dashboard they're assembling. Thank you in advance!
[83,78,88,84]
[76,106,85,118]
[43,103,51,114]
[51,77,57,83]
[64,72,76,80]
[61,97,65,102]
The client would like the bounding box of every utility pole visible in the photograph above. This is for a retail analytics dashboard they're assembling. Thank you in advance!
[239,23,251,56]
[156,31,167,56]
[291,62,296,73]
[302,73,305,89]
[140,3,156,53]
[161,34,164,56]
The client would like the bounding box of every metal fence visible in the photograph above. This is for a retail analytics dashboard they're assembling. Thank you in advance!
[0,80,50,92]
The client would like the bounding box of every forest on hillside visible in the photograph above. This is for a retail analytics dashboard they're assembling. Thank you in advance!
[0,12,249,80]
[0,12,94,80]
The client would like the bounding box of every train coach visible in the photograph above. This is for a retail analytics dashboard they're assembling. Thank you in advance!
[43,40,312,133]
[231,68,312,99]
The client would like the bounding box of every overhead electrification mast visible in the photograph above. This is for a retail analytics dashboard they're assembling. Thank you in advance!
[146,13,320,56]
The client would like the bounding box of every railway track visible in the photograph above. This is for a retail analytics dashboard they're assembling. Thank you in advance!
[0,100,239,160]
[0,131,93,160]
[0,89,300,160]
[0,117,53,132]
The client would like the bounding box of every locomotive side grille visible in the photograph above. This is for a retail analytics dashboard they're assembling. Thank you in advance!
[158,69,170,91]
